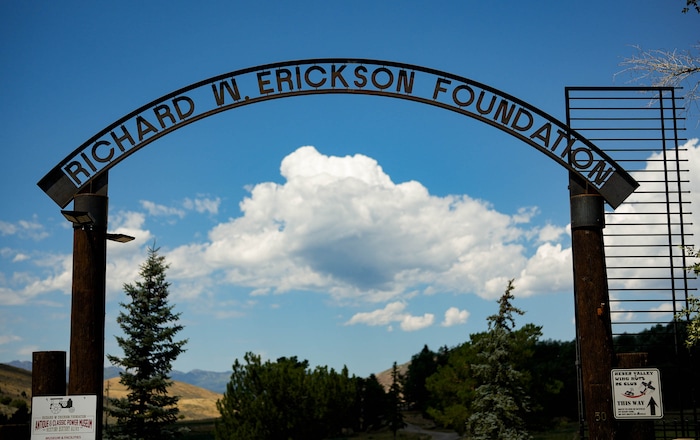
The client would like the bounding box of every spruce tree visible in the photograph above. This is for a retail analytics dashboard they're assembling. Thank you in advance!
[465,279,540,440]
[425,342,478,434]
[387,361,406,438]
[403,344,438,413]
[216,353,359,440]
[106,245,187,440]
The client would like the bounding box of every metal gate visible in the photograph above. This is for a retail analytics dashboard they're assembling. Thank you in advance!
[566,86,698,439]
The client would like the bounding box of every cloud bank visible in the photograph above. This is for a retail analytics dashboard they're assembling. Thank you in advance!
[3,141,698,333]
[162,146,571,306]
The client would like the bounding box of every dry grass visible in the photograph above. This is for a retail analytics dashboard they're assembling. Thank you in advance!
[374,361,410,392]
[104,378,222,421]
[0,364,221,421]
[0,364,32,417]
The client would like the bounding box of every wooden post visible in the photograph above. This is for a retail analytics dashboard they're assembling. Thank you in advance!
[570,176,617,439]
[616,353,655,440]
[67,173,108,439]
[32,351,66,396]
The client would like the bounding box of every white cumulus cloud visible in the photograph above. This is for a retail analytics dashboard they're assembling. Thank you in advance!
[164,145,569,304]
[345,301,434,332]
[0,217,49,241]
[346,302,407,327]
[140,200,186,218]
[183,196,221,215]
[400,313,435,331]
[442,307,470,327]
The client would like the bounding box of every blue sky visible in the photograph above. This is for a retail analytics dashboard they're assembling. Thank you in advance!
[1,1,698,378]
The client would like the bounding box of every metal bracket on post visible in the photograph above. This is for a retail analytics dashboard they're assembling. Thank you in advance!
[571,193,605,230]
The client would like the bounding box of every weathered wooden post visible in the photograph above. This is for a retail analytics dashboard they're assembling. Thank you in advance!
[67,173,109,440]
[616,353,655,439]
[32,351,67,396]
[570,176,617,439]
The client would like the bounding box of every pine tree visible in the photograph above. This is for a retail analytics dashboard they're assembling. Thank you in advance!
[356,374,388,431]
[403,344,439,413]
[216,353,360,439]
[425,342,478,434]
[465,279,540,440]
[387,362,406,438]
[106,245,187,440]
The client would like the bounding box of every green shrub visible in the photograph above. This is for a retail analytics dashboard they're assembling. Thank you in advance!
[9,399,27,410]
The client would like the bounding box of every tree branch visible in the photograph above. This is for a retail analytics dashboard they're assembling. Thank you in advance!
[616,44,700,121]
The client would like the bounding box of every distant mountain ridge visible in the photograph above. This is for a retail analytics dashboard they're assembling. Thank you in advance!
[5,360,32,372]
[3,360,230,394]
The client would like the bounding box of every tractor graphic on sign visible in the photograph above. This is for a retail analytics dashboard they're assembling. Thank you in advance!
[49,397,75,414]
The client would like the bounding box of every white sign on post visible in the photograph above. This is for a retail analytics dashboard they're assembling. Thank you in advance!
[31,395,97,440]
[611,368,663,419]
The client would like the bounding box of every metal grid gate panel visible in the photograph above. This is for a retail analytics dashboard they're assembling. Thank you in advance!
[566,86,698,439]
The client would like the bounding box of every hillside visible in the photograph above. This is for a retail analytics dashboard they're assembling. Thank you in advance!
[0,364,221,421]
[104,378,221,421]
[5,361,231,394]
[3,358,408,421]
[374,361,410,392]
[0,364,32,419]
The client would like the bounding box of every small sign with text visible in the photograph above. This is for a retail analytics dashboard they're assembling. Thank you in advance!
[611,368,663,419]
[31,395,96,440]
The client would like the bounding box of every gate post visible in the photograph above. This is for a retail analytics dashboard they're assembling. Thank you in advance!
[32,351,67,396]
[67,172,108,440]
[570,176,617,439]
[616,353,655,439]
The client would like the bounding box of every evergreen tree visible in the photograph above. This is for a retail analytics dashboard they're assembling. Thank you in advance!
[216,353,359,440]
[425,342,478,434]
[614,323,700,411]
[106,245,187,440]
[465,279,539,440]
[527,339,578,427]
[387,362,406,438]
[403,344,439,413]
[356,374,388,431]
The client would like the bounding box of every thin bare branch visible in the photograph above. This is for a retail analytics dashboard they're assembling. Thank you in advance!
[616,44,700,121]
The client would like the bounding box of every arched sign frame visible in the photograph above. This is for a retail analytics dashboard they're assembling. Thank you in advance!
[38,58,638,438]
[38,58,638,209]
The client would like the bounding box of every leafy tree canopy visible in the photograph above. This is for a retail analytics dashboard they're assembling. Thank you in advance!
[403,344,448,413]
[675,247,700,349]
[216,353,360,440]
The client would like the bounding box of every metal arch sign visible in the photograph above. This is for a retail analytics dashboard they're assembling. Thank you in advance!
[38,58,638,208]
